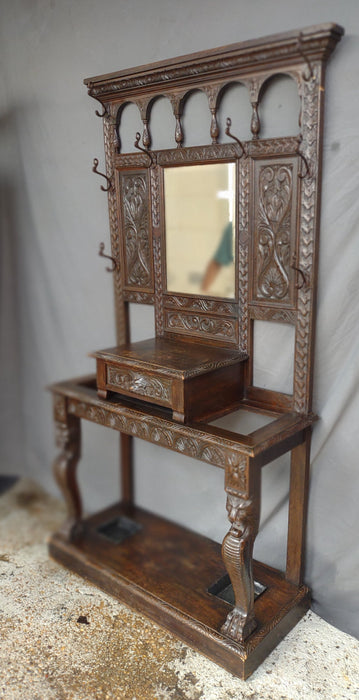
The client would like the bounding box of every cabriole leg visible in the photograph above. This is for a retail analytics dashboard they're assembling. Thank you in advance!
[52,395,82,540]
[221,460,260,642]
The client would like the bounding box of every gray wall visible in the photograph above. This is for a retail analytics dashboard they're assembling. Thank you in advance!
[1,0,359,639]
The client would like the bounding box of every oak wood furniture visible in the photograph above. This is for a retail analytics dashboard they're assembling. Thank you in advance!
[92,338,248,422]
[48,23,343,679]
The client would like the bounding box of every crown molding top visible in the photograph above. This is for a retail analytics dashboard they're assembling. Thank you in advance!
[84,23,344,101]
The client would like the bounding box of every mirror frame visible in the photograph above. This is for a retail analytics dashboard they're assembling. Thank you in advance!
[162,160,237,302]
[157,144,241,346]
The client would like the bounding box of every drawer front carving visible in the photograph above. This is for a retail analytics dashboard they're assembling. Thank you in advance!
[106,366,172,406]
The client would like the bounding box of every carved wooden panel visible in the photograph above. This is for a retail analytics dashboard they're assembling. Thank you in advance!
[251,157,298,308]
[123,290,155,304]
[249,306,296,324]
[106,366,172,406]
[293,63,322,415]
[67,397,248,480]
[119,170,154,293]
[164,295,237,317]
[164,310,238,345]
[225,455,248,496]
[157,143,239,166]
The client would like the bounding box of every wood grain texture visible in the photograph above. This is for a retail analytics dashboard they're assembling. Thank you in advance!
[49,23,343,680]
[49,502,310,679]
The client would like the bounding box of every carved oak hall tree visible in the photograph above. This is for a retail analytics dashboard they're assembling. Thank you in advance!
[48,23,343,679]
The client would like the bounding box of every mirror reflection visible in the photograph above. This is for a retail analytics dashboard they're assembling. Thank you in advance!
[164,162,236,298]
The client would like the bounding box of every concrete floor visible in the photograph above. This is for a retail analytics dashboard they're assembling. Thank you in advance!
[0,478,358,700]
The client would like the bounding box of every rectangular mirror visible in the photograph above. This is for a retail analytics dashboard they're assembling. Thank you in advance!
[164,162,236,299]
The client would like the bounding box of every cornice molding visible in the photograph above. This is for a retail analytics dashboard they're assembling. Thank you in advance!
[84,23,343,101]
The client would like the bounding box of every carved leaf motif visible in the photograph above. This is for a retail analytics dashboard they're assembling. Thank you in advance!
[68,399,245,470]
[293,66,319,414]
[103,110,127,344]
[166,311,236,341]
[122,174,152,288]
[157,143,237,165]
[256,165,292,301]
[249,305,296,324]
[123,290,154,304]
[238,157,250,354]
[164,295,237,316]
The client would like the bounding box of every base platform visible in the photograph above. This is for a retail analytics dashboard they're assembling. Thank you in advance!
[49,503,310,679]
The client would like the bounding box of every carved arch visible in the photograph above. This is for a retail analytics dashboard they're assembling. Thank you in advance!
[257,72,302,138]
[178,88,213,147]
[216,80,251,143]
[146,94,177,149]
[115,100,143,152]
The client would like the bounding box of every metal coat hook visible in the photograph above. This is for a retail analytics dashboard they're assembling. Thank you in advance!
[297,32,313,82]
[92,158,112,191]
[225,118,246,157]
[98,242,118,273]
[87,83,108,119]
[291,253,307,290]
[296,135,311,179]
[134,132,155,167]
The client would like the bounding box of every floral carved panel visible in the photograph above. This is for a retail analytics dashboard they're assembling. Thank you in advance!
[120,171,154,292]
[251,158,298,308]
[164,310,238,345]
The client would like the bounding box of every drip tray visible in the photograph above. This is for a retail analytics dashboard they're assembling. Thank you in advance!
[208,573,266,605]
[97,516,142,544]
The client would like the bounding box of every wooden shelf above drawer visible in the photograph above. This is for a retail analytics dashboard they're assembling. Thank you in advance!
[92,337,248,423]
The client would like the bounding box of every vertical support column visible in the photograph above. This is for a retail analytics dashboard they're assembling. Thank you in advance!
[121,434,134,504]
[286,428,312,585]
[52,394,82,540]
[293,62,324,415]
[221,456,261,642]
[103,106,135,504]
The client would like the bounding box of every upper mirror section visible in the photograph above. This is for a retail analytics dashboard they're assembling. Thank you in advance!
[164,163,236,299]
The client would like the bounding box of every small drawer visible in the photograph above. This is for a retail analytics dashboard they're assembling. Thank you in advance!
[93,338,248,424]
[97,360,173,408]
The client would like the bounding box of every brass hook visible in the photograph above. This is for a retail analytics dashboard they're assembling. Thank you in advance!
[134,132,155,167]
[297,32,313,82]
[98,242,118,273]
[291,253,307,290]
[87,83,108,119]
[92,158,112,192]
[225,118,246,157]
[296,134,311,179]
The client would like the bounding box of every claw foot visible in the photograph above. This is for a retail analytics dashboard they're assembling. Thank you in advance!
[221,606,257,642]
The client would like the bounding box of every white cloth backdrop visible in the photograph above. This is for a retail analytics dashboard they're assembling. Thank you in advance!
[1,0,358,639]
